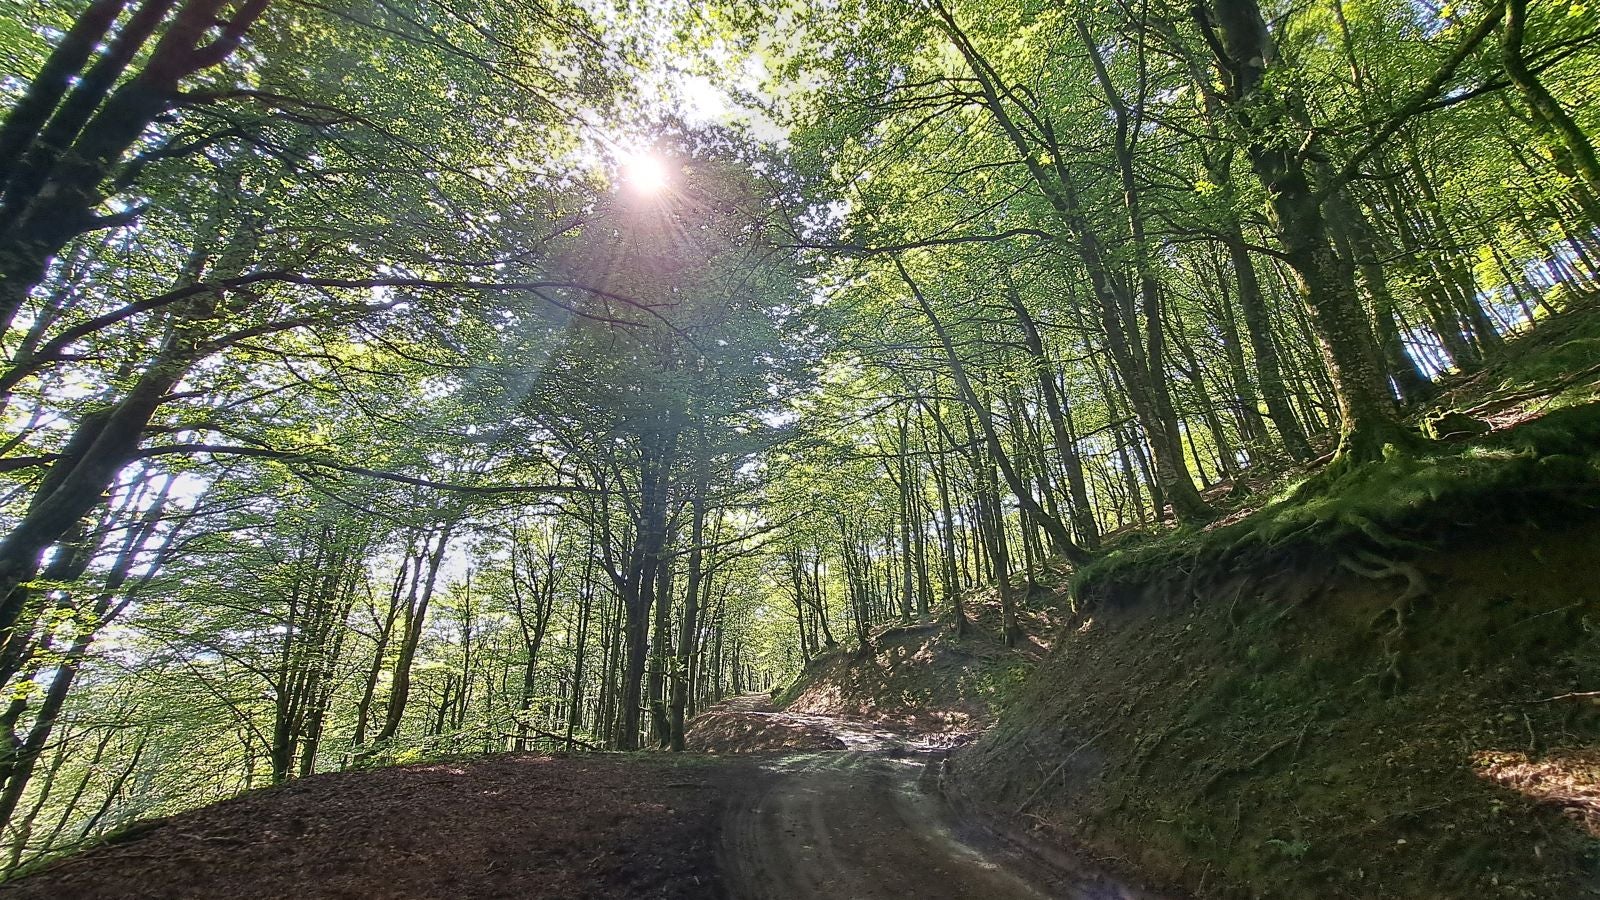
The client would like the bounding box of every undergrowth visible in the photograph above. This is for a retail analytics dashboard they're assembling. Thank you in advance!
[1076,400,1600,603]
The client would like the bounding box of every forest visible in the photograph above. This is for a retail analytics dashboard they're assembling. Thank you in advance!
[0,0,1597,896]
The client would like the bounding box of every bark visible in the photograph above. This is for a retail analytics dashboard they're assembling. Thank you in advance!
[0,1,271,333]
[0,347,194,684]
[1222,231,1313,459]
[669,444,709,752]
[928,3,1209,523]
[351,555,411,753]
[1201,0,1413,462]
[896,259,1089,563]
[602,425,677,751]
[1504,0,1600,207]
[1078,15,1214,520]
[0,1,129,177]
[511,533,559,751]
[565,543,596,749]
[375,522,454,744]
[1002,280,1099,548]
[895,412,917,619]
[928,413,968,634]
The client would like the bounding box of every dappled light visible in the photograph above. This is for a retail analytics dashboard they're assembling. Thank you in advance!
[1475,748,1600,837]
[0,0,1597,897]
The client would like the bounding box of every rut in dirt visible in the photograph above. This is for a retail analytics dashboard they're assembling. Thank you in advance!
[2,697,1158,899]
[710,698,1154,900]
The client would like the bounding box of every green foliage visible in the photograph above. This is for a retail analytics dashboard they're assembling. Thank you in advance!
[2,0,1600,886]
[1078,399,1600,599]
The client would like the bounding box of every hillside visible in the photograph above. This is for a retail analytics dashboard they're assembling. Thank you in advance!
[939,328,1600,897]
[688,594,1057,753]
[782,597,1060,731]
[0,754,743,900]
[5,3,1600,894]
[953,512,1600,898]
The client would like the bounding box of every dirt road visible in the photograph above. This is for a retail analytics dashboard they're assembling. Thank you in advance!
[4,696,1157,899]
[713,696,1152,900]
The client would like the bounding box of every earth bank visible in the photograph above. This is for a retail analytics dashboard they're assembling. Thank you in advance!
[950,500,1600,898]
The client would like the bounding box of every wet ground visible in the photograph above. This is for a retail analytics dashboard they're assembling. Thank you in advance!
[713,694,1154,899]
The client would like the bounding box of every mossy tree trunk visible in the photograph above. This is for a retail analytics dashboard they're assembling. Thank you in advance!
[1200,0,1413,464]
[1504,0,1600,213]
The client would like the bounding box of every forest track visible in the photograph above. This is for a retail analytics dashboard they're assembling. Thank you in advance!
[3,696,1158,899]
[714,697,1153,899]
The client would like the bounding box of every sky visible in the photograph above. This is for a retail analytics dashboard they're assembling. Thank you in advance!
[572,0,790,185]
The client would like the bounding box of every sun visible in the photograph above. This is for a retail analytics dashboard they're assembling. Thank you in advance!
[620,151,670,195]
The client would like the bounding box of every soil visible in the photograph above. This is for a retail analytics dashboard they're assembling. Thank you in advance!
[687,694,848,752]
[0,754,743,900]
[953,517,1600,899]
[0,700,1154,900]
[778,595,1059,735]
[710,699,1155,899]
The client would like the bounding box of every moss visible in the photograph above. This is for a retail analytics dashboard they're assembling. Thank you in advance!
[959,513,1600,900]
[1075,400,1600,604]
[1422,410,1492,440]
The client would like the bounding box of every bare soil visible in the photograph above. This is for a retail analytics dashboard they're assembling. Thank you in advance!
[0,700,1154,900]
[709,698,1156,899]
[0,754,743,900]
[955,518,1600,898]
[687,694,847,752]
[778,599,1058,735]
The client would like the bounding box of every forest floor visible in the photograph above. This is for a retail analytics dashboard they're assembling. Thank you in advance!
[708,694,1150,900]
[0,753,742,900]
[1,697,1152,900]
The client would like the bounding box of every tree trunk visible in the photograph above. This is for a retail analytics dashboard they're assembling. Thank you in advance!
[1202,0,1412,463]
[375,522,454,744]
[669,447,709,752]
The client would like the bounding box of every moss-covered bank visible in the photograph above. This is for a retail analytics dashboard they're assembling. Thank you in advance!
[951,406,1600,899]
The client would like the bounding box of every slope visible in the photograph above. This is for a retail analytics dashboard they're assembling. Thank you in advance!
[0,754,744,900]
[946,337,1600,898]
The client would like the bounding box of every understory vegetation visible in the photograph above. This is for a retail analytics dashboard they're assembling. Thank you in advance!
[0,0,1597,891]
[956,488,1600,898]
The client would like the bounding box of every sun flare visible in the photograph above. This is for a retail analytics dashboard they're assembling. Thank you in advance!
[620,151,670,195]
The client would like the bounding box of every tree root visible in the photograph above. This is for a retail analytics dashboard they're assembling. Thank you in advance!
[1223,579,1251,628]
[1339,548,1427,695]
[1519,690,1600,704]
[1462,361,1600,416]
[1193,736,1294,800]
[1127,721,1185,779]
[1016,723,1112,814]
[1339,513,1430,553]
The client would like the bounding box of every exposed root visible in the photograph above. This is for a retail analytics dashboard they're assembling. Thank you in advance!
[1519,690,1600,704]
[1127,720,1185,780]
[1266,571,1321,627]
[1461,361,1600,416]
[1223,579,1250,628]
[1016,723,1112,814]
[1339,549,1428,695]
[1193,736,1295,800]
[1340,513,1431,552]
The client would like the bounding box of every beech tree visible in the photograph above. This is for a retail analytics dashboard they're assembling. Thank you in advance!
[0,0,1595,874]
